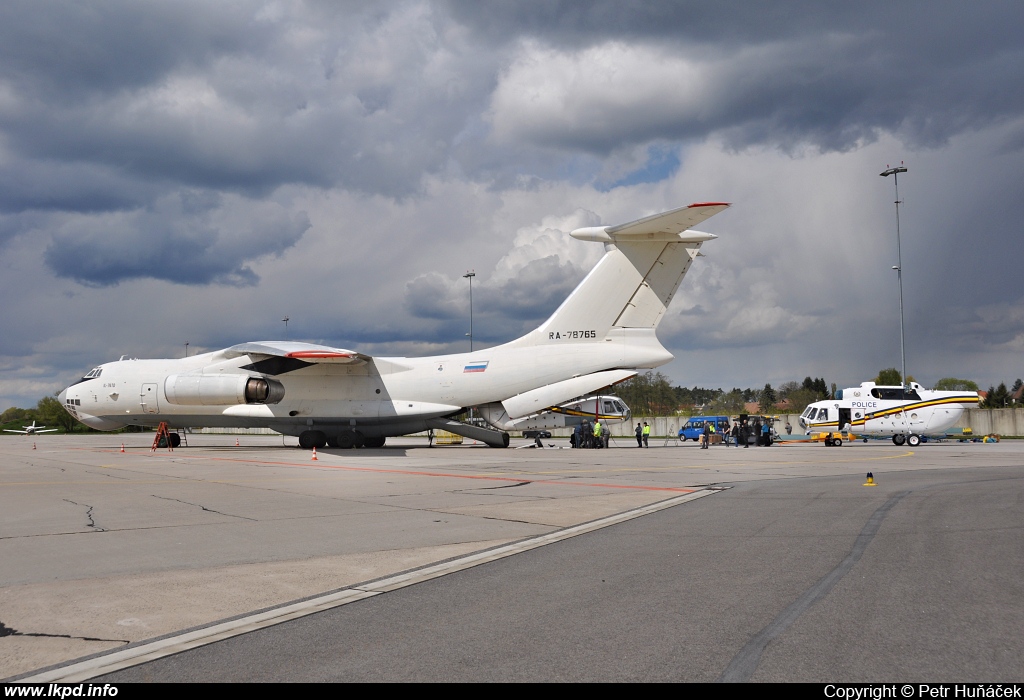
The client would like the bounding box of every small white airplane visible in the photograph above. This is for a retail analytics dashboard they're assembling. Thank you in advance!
[798,381,980,447]
[3,420,59,435]
[60,202,728,449]
[491,394,632,434]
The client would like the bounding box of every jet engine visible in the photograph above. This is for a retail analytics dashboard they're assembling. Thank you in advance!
[164,374,285,405]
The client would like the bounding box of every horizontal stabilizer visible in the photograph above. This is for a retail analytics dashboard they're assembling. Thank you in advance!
[570,202,728,243]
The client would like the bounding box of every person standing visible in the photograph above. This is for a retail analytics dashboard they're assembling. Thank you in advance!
[731,422,740,447]
[762,421,771,446]
[593,420,602,449]
[700,421,710,449]
[635,422,643,447]
[741,420,749,448]
[642,422,650,448]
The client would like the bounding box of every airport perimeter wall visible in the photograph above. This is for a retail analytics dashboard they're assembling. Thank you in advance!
[189,407,1024,438]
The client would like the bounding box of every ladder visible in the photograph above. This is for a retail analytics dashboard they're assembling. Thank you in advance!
[151,422,174,452]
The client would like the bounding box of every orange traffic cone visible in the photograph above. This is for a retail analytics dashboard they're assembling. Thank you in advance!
[120,443,125,453]
[311,446,318,461]
[33,442,37,450]
[235,437,240,447]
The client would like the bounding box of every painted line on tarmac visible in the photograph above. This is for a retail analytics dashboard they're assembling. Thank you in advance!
[72,448,701,493]
[20,487,723,683]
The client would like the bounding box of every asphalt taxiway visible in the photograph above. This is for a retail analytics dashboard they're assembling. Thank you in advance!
[2,434,1022,681]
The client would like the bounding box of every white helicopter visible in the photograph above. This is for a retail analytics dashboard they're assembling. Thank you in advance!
[60,202,727,449]
[798,381,979,447]
[3,420,59,435]
[490,394,632,436]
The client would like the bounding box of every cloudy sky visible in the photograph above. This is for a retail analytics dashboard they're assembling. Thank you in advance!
[2,1,1023,411]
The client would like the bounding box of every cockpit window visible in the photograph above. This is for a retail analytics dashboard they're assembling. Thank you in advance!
[806,408,817,420]
[818,408,828,421]
[603,401,615,413]
[83,367,102,379]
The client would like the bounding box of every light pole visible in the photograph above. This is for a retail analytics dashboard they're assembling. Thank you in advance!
[462,271,475,352]
[185,342,189,357]
[282,317,289,338]
[880,163,908,388]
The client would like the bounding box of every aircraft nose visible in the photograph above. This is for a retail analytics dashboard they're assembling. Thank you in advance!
[58,388,68,404]
[798,416,807,429]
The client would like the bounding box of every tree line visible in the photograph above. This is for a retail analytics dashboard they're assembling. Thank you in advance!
[1,394,80,433]
[611,369,1022,417]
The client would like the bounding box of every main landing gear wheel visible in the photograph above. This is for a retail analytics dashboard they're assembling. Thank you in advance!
[363,436,386,448]
[907,434,921,447]
[299,430,327,449]
[168,432,181,448]
[330,431,365,449]
[892,434,906,446]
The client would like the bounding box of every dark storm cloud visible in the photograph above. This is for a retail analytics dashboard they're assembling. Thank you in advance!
[469,1,1024,155]
[0,158,155,214]
[43,191,310,286]
[0,1,499,203]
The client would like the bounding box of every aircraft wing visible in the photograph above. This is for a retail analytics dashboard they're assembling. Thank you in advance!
[3,429,28,434]
[35,428,59,433]
[571,202,729,243]
[223,341,372,364]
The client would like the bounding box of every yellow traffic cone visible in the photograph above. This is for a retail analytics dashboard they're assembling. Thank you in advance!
[863,472,877,486]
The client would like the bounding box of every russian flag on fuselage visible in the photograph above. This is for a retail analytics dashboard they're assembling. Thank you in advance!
[463,361,488,373]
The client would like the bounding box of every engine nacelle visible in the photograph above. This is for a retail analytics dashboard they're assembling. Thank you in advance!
[164,374,285,406]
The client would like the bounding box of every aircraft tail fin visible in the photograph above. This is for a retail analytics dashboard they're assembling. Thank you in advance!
[516,203,728,345]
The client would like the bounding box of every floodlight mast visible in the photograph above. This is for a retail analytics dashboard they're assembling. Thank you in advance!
[880,164,908,388]
[463,271,475,352]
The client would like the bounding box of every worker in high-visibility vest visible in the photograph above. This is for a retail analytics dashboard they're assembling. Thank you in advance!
[642,422,650,448]
[593,420,602,449]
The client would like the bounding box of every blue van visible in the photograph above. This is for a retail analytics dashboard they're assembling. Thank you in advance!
[678,416,731,442]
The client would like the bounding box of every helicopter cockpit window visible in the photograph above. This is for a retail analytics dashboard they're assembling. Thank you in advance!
[806,408,817,420]
[818,408,828,421]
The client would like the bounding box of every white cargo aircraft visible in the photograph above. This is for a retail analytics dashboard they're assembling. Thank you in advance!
[60,202,728,449]
[3,420,59,435]
[798,381,980,447]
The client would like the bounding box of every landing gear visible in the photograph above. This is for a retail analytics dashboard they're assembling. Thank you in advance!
[907,434,921,447]
[327,431,365,449]
[363,436,386,448]
[168,432,181,448]
[299,430,327,449]
[892,434,906,446]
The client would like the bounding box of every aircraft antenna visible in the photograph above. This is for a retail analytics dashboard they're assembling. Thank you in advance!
[880,164,908,388]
